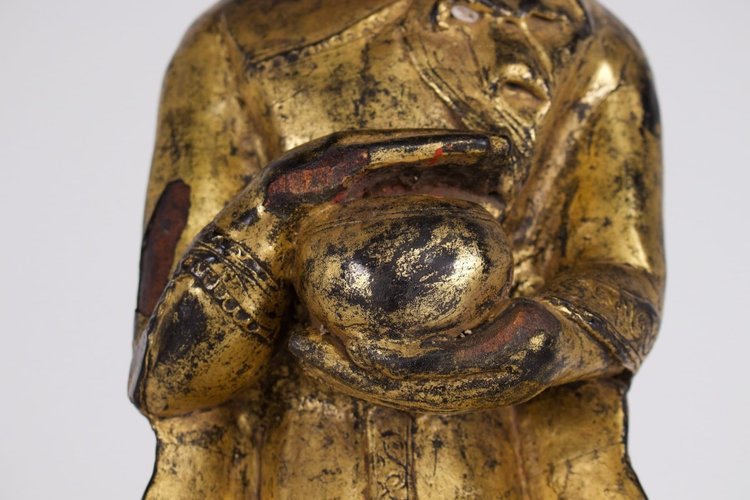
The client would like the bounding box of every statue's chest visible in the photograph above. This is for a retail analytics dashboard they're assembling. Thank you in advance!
[252,34,463,152]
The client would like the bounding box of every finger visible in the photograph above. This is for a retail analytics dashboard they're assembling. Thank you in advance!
[288,326,543,412]
[358,131,502,171]
[351,300,550,377]
[263,131,510,210]
[451,299,561,369]
[312,299,562,388]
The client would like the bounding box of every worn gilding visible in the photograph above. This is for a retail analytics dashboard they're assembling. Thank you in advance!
[130,0,664,498]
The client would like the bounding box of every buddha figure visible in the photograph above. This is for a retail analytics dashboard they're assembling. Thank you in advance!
[129,0,664,498]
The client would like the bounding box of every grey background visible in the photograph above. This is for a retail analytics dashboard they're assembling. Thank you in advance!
[0,1,747,498]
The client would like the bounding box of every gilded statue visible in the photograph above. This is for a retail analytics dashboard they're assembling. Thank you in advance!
[129,0,664,498]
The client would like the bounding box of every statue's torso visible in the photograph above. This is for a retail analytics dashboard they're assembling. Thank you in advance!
[148,3,650,498]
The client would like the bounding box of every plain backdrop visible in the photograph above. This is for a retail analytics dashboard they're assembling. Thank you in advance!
[0,1,748,498]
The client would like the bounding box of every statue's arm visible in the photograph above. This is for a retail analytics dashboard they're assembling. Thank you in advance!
[129,202,291,418]
[493,73,664,395]
[519,17,665,380]
[127,9,289,418]
[290,27,664,412]
[536,92,664,379]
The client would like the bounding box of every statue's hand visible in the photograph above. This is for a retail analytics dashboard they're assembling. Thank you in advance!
[133,130,510,417]
[245,129,508,221]
[207,129,508,283]
[289,299,574,413]
[152,127,518,415]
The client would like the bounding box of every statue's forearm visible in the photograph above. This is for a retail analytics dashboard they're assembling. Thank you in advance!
[538,263,662,376]
[289,261,663,413]
[528,76,664,380]
[129,207,290,418]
